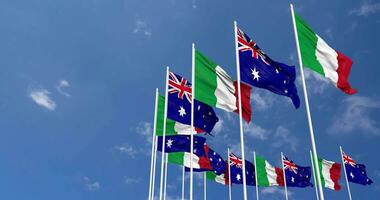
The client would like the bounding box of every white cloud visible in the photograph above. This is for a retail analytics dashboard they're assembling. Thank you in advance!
[56,79,71,97]
[115,143,138,158]
[324,28,333,39]
[350,1,380,16]
[191,0,197,8]
[302,69,330,95]
[136,122,153,144]
[213,119,224,135]
[271,126,298,152]
[250,92,274,111]
[83,176,100,191]
[244,123,269,140]
[124,177,141,184]
[29,88,56,111]
[133,19,152,37]
[261,187,292,197]
[328,96,380,135]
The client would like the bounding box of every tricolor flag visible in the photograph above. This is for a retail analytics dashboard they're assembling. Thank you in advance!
[236,26,300,108]
[342,151,373,185]
[255,155,284,187]
[155,94,203,136]
[167,146,212,171]
[185,145,226,175]
[317,158,342,191]
[195,50,252,122]
[294,13,357,94]
[206,171,229,186]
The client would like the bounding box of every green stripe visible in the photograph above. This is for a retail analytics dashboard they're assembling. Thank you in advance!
[155,95,177,136]
[168,152,185,165]
[295,13,325,76]
[206,171,217,180]
[195,50,218,107]
[256,155,270,186]
[318,158,326,187]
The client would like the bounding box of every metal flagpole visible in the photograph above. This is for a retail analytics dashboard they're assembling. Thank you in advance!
[148,89,159,200]
[190,43,195,200]
[204,172,207,200]
[228,148,232,200]
[159,67,170,200]
[233,20,248,200]
[340,146,353,200]
[151,136,158,200]
[182,166,185,200]
[163,154,168,200]
[310,150,320,200]
[290,4,324,200]
[281,152,288,200]
[254,151,259,200]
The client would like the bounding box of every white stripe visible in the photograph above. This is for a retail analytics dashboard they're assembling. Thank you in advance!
[315,35,339,87]
[215,66,237,112]
[213,174,227,185]
[174,122,197,135]
[321,159,336,190]
[265,161,279,186]
[183,152,201,169]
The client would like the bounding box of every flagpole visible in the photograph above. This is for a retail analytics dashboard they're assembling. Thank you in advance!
[340,146,353,200]
[204,172,207,200]
[159,67,170,200]
[163,154,168,200]
[228,148,232,200]
[281,152,288,200]
[148,89,159,200]
[290,4,324,200]
[254,151,259,200]
[310,150,320,200]
[234,20,248,200]
[182,166,185,200]
[152,136,158,200]
[190,43,195,200]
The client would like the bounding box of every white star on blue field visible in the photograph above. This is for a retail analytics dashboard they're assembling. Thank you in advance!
[0,0,379,199]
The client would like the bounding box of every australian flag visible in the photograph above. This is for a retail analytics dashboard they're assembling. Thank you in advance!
[283,155,313,188]
[186,145,226,175]
[157,135,206,153]
[343,151,373,185]
[229,153,255,185]
[167,71,219,133]
[237,27,300,108]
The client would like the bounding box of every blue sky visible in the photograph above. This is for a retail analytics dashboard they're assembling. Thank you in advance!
[0,0,379,199]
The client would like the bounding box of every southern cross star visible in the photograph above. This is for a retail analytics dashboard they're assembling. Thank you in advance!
[251,68,260,81]
[178,106,186,117]
[166,139,173,148]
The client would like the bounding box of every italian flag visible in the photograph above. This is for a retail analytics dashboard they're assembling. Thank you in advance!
[167,152,211,170]
[255,155,284,187]
[155,95,201,136]
[318,158,342,191]
[294,13,357,95]
[195,50,252,122]
[206,171,229,186]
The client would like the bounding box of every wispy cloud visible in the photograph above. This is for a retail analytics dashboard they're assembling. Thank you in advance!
[272,126,299,152]
[191,0,197,9]
[114,143,138,158]
[244,123,269,140]
[124,176,141,184]
[136,122,153,144]
[83,176,100,191]
[56,79,71,97]
[350,1,380,16]
[328,96,380,135]
[133,19,152,37]
[250,91,275,111]
[261,187,292,197]
[29,88,56,111]
[213,119,224,135]
[302,69,330,95]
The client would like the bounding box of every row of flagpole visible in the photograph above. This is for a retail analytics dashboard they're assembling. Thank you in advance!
[146,4,357,200]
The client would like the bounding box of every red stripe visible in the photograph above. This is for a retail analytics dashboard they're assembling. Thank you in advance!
[330,163,342,191]
[233,81,252,122]
[336,51,357,95]
[275,167,285,186]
